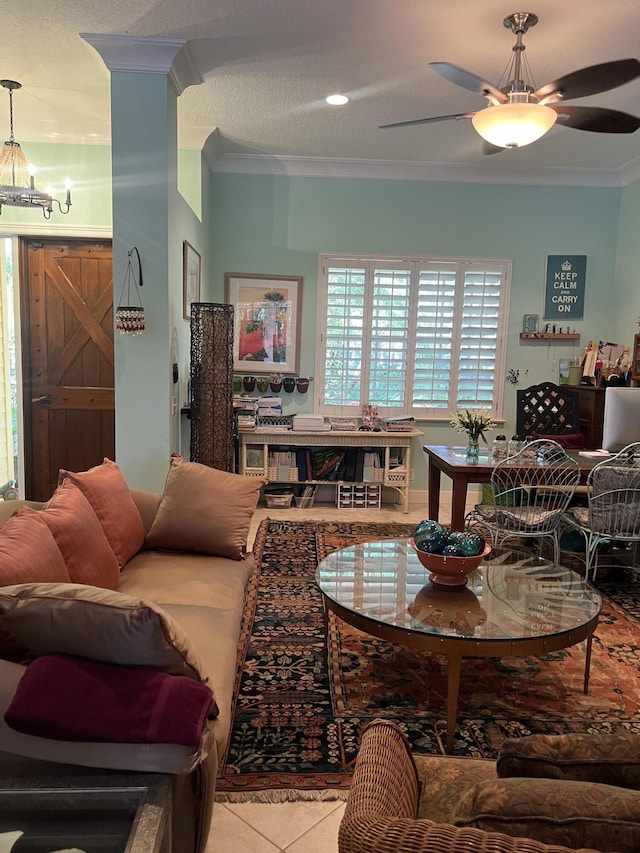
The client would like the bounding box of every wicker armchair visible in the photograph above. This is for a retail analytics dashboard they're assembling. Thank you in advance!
[339,720,640,853]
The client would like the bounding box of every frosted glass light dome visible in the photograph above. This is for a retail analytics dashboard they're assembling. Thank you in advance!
[472,103,557,148]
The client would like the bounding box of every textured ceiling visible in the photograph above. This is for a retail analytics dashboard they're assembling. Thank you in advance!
[3,0,640,179]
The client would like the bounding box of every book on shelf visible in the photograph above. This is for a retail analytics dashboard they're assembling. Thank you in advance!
[296,448,309,481]
[383,415,415,432]
[311,448,345,480]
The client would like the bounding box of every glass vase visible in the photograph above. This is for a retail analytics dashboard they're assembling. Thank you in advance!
[466,435,480,462]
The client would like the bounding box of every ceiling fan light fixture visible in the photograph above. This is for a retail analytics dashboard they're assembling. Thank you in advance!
[472,102,557,148]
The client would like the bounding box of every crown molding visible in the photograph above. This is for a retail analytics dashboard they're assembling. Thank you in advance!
[210,153,632,188]
[618,156,640,187]
[80,34,202,95]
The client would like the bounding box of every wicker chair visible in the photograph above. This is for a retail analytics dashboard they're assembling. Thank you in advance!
[562,441,640,581]
[465,439,581,564]
[339,719,640,853]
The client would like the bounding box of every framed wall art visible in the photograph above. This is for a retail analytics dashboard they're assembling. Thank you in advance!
[225,272,302,374]
[522,313,539,334]
[183,241,201,320]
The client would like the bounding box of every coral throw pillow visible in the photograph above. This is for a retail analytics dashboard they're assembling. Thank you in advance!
[59,458,145,569]
[37,481,120,589]
[145,455,265,560]
[0,511,69,586]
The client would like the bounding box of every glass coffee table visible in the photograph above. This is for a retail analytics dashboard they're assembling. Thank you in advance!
[316,539,602,753]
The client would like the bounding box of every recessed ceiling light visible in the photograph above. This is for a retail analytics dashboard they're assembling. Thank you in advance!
[325,94,349,106]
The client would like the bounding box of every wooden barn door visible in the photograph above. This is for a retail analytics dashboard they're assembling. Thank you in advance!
[20,238,114,500]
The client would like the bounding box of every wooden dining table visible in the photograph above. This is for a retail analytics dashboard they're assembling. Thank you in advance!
[423,444,600,531]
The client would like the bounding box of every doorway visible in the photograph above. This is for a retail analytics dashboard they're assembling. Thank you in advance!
[20,237,114,500]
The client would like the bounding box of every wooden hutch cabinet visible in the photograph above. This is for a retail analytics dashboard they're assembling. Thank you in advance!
[568,385,606,449]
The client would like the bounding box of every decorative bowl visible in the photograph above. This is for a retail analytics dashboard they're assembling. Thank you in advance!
[410,538,492,587]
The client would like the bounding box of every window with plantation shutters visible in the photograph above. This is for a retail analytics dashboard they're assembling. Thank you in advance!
[316,254,510,419]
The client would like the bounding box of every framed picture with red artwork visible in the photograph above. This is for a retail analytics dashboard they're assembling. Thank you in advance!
[225,272,302,374]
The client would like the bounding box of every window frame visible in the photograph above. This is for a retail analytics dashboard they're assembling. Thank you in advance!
[314,252,511,420]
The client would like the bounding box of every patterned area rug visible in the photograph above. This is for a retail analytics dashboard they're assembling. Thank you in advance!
[216,519,640,801]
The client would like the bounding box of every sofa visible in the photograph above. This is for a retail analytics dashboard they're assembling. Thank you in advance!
[0,455,265,853]
[340,719,640,853]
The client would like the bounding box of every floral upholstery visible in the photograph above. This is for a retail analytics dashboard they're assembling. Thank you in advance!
[340,720,638,853]
[452,776,640,852]
[497,732,640,789]
[414,756,496,823]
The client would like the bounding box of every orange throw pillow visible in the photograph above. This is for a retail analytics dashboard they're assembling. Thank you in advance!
[0,511,69,585]
[37,481,120,589]
[59,458,144,569]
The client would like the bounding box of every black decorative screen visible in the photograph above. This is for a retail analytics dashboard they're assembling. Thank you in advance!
[190,303,234,471]
[516,381,580,437]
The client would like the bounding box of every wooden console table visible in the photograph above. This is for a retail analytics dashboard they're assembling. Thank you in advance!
[239,428,422,512]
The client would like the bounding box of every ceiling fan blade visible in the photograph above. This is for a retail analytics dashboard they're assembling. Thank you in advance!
[429,62,507,104]
[535,58,640,103]
[379,112,474,129]
[552,105,640,133]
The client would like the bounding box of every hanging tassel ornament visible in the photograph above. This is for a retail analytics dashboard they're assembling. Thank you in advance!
[115,246,145,335]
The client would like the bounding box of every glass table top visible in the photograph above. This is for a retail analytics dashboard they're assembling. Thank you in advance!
[316,539,602,642]
[0,775,170,853]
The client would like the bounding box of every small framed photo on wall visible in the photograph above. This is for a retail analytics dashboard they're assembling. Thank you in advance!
[523,314,539,334]
[183,241,201,320]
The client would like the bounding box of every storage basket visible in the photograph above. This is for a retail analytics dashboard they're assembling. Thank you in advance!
[256,414,293,431]
[265,492,294,509]
[294,485,317,508]
[294,494,316,508]
[386,468,408,486]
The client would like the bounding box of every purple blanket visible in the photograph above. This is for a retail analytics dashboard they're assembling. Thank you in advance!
[5,654,217,747]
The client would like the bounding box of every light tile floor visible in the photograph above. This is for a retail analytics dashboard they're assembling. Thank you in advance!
[208,493,473,852]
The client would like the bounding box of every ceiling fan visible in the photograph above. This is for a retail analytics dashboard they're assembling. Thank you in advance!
[380,12,640,152]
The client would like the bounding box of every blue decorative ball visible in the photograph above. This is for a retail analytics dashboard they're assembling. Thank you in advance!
[416,530,448,554]
[457,533,486,556]
[441,543,463,557]
[414,519,444,537]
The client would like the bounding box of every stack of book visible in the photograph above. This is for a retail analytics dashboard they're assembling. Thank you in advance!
[383,416,415,432]
[292,414,327,431]
[257,396,283,416]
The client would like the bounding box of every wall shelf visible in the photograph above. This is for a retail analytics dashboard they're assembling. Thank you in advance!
[519,333,580,341]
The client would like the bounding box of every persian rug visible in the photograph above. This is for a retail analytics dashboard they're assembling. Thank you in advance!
[216,519,640,801]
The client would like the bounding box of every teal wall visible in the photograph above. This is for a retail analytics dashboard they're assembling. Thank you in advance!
[209,172,626,492]
[613,179,640,337]
[0,133,636,498]
[0,133,209,493]
[0,141,112,228]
